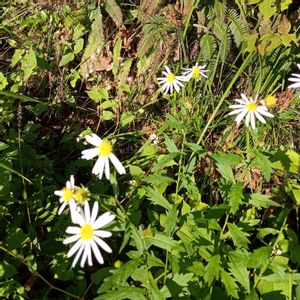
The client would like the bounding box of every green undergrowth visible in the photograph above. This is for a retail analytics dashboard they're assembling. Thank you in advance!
[0,1,300,299]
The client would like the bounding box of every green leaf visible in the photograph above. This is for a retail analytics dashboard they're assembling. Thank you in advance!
[247,246,272,269]
[142,174,175,185]
[6,228,28,250]
[95,287,147,300]
[200,33,215,60]
[101,100,117,109]
[229,182,243,214]
[152,153,179,171]
[144,186,172,210]
[59,52,75,67]
[121,112,135,127]
[105,0,123,27]
[102,110,115,120]
[11,49,25,67]
[211,152,244,166]
[0,72,8,90]
[251,151,273,181]
[221,269,239,299]
[112,37,122,77]
[270,150,300,174]
[217,164,235,183]
[73,38,84,54]
[249,193,280,208]
[229,262,250,293]
[144,232,181,253]
[163,134,178,153]
[228,223,250,248]
[0,262,17,278]
[21,47,37,81]
[0,161,31,183]
[87,87,109,102]
[204,254,221,285]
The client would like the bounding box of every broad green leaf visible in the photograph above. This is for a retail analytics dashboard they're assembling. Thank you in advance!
[87,87,108,102]
[129,165,144,178]
[216,164,235,183]
[152,153,179,171]
[102,110,115,120]
[0,262,17,278]
[211,152,244,166]
[229,262,250,293]
[161,205,177,235]
[163,134,178,153]
[172,273,194,287]
[145,186,172,210]
[59,52,75,67]
[247,246,272,269]
[251,151,272,181]
[221,269,239,299]
[204,254,220,285]
[72,23,86,40]
[200,33,215,60]
[73,38,84,54]
[21,47,37,80]
[144,232,181,253]
[101,100,117,109]
[149,278,164,300]
[270,150,300,174]
[11,49,25,67]
[249,193,280,208]
[228,223,250,248]
[142,174,176,185]
[6,228,28,250]
[95,287,147,300]
[229,182,243,214]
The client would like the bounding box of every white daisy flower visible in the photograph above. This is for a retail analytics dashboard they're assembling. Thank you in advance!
[63,201,115,268]
[54,175,77,219]
[181,63,208,81]
[287,63,300,89]
[157,65,185,94]
[228,93,274,129]
[81,133,126,180]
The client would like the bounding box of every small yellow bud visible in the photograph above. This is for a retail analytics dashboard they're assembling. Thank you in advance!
[265,95,277,107]
[114,260,123,268]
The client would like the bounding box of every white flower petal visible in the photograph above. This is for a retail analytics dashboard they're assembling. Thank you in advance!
[91,239,104,264]
[54,190,63,196]
[66,226,80,235]
[84,201,91,223]
[64,234,80,245]
[250,112,256,129]
[245,111,251,127]
[71,243,85,268]
[228,108,246,116]
[109,153,126,175]
[81,148,99,160]
[94,236,112,253]
[93,212,115,230]
[287,82,300,89]
[235,110,248,124]
[254,111,266,124]
[90,201,99,225]
[93,157,105,177]
[80,241,90,267]
[94,230,113,238]
[256,108,274,118]
[241,94,250,103]
[58,202,67,215]
[86,133,102,146]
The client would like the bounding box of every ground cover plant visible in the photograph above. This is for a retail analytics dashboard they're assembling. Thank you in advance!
[0,0,300,299]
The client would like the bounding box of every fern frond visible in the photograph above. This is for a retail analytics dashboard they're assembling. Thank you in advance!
[227,8,247,47]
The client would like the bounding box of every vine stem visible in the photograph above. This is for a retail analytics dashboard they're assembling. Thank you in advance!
[0,246,81,300]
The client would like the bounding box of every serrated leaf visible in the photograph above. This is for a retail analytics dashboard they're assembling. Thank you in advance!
[251,151,272,181]
[152,153,179,171]
[221,269,239,299]
[11,49,25,67]
[80,7,104,77]
[144,186,172,210]
[228,223,250,248]
[229,182,243,214]
[129,165,144,178]
[249,193,280,208]
[270,150,300,174]
[247,246,272,269]
[105,0,123,27]
[0,72,8,90]
[211,152,244,166]
[163,134,178,153]
[229,262,250,293]
[204,254,220,285]
[142,174,175,185]
[95,287,147,300]
[200,33,215,60]
[59,52,75,67]
[144,232,181,253]
[217,164,235,183]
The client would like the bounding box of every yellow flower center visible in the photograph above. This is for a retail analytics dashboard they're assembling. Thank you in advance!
[98,139,112,157]
[246,102,258,112]
[166,73,175,83]
[74,187,89,204]
[62,188,73,203]
[80,224,94,240]
[265,95,277,107]
[192,67,200,79]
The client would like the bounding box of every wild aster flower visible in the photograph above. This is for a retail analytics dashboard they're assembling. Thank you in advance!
[63,201,115,268]
[181,63,208,81]
[81,133,126,180]
[74,186,90,206]
[54,175,77,218]
[157,65,185,94]
[228,93,274,129]
[287,64,300,89]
